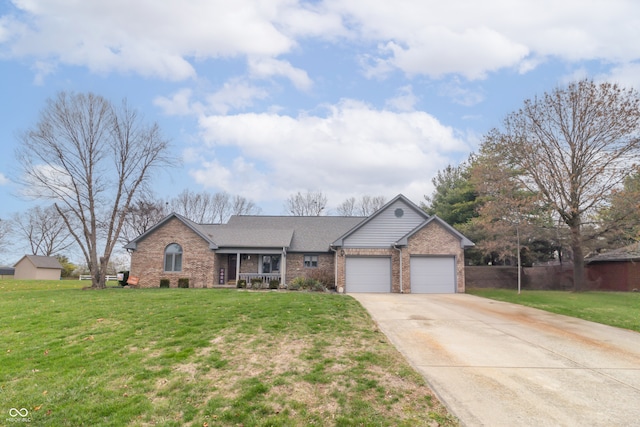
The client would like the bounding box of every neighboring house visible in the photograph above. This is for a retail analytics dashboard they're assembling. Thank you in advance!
[586,243,640,291]
[0,266,15,279]
[125,194,474,293]
[13,255,63,280]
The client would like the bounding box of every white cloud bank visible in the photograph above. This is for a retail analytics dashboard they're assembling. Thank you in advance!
[2,0,640,82]
[189,99,470,209]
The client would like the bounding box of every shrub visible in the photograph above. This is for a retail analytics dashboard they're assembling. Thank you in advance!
[287,276,326,292]
[250,278,263,289]
[269,279,280,289]
[160,279,170,288]
[308,268,335,290]
[288,276,305,291]
[237,279,247,289]
[178,278,189,288]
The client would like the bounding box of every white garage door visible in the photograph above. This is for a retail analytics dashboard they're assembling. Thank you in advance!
[410,256,456,294]
[346,257,391,293]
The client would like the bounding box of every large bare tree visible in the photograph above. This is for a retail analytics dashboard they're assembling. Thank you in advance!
[485,80,640,290]
[284,191,327,216]
[12,205,75,256]
[16,92,175,288]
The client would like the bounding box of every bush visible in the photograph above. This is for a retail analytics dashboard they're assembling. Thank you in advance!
[288,276,305,291]
[287,276,326,292]
[308,268,335,290]
[250,278,263,289]
[269,279,280,289]
[160,279,170,288]
[237,279,247,289]
[178,278,189,288]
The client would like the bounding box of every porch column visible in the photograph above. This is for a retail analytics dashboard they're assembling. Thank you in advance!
[236,252,241,284]
[281,247,287,285]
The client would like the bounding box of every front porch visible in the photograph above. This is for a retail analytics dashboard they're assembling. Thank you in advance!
[217,249,286,286]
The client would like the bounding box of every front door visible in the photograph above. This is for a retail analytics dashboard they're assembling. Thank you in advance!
[228,255,237,283]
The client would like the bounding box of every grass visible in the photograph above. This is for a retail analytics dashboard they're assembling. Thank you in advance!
[467,288,640,333]
[0,280,457,426]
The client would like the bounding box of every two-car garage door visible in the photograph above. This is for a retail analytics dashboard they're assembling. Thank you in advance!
[345,256,456,293]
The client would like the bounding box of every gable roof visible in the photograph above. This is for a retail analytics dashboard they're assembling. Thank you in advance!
[125,213,365,252]
[586,243,640,263]
[124,212,219,250]
[397,215,475,248]
[332,194,429,246]
[210,216,365,252]
[14,255,63,269]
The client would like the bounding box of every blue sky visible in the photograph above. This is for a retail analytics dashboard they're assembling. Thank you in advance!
[2,0,640,220]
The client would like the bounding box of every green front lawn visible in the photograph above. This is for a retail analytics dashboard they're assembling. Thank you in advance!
[1,280,457,426]
[467,288,640,333]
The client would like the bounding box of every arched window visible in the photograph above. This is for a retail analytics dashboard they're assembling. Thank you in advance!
[164,243,183,272]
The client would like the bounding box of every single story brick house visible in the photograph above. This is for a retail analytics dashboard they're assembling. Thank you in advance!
[125,194,474,293]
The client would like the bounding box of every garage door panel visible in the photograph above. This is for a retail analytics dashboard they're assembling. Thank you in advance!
[411,256,455,294]
[346,257,391,293]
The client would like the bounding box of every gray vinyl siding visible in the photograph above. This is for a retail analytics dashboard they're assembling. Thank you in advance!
[343,200,426,247]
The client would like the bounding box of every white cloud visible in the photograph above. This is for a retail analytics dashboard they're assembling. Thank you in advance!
[385,85,418,112]
[0,173,9,185]
[191,99,470,207]
[154,89,198,116]
[4,0,640,85]
[601,62,640,90]
[330,0,640,80]
[2,0,304,80]
[438,79,485,107]
[248,57,313,91]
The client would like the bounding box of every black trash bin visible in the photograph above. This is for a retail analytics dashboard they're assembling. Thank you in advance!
[118,271,130,286]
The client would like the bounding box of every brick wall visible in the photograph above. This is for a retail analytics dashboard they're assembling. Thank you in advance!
[129,217,216,288]
[336,248,399,292]
[286,253,336,287]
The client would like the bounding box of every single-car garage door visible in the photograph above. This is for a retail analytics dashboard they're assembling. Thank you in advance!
[346,257,391,293]
[410,256,456,294]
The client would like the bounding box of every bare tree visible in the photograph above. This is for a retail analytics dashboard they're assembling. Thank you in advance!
[230,194,261,217]
[168,189,217,223]
[167,190,261,223]
[336,197,357,216]
[15,92,175,288]
[0,218,10,255]
[485,80,640,290]
[284,191,327,216]
[337,195,386,216]
[12,205,75,256]
[120,195,168,245]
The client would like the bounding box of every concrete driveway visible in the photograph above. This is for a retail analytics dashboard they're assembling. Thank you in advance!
[351,293,640,427]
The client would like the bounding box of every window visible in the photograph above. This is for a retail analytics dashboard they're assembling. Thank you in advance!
[304,255,318,268]
[261,255,281,273]
[164,243,183,272]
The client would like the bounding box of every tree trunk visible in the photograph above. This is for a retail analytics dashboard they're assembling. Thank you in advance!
[570,225,585,292]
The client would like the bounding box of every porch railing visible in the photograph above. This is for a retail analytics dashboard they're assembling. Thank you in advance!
[238,273,281,284]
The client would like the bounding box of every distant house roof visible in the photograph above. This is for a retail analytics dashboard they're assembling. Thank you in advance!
[14,255,63,269]
[0,266,15,275]
[586,243,640,263]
